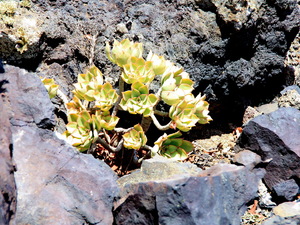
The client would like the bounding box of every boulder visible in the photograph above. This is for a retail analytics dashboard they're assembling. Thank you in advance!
[1,65,55,129]
[238,107,300,200]
[1,65,119,225]
[273,179,299,201]
[13,126,118,225]
[114,157,265,225]
[0,83,17,225]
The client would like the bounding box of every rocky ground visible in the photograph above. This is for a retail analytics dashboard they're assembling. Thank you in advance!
[0,0,300,224]
[184,33,300,224]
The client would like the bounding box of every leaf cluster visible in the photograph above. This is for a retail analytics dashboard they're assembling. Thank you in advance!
[43,39,212,163]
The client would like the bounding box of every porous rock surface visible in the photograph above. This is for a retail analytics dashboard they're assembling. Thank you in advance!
[238,107,300,200]
[0,65,119,225]
[0,79,17,225]
[0,0,299,124]
[114,157,265,225]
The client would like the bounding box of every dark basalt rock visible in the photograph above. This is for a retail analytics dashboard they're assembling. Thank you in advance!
[0,59,4,73]
[238,107,300,201]
[114,157,265,225]
[1,0,299,126]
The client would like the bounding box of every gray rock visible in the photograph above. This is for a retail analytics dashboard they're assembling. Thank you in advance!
[13,126,118,225]
[233,150,262,169]
[273,179,300,201]
[238,107,300,199]
[262,202,300,225]
[117,156,202,186]
[256,103,279,115]
[0,87,16,224]
[115,160,265,225]
[1,65,55,129]
[280,85,300,95]
[1,66,119,225]
[273,202,300,218]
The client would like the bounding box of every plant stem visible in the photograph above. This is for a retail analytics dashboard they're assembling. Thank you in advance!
[112,77,124,117]
[96,137,123,152]
[103,129,111,143]
[135,145,154,163]
[141,116,152,132]
[56,89,69,109]
[155,87,162,99]
[87,142,97,154]
[114,127,132,133]
[150,113,171,130]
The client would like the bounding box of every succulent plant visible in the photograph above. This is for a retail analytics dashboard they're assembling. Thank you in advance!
[50,39,212,169]
[161,70,194,105]
[106,39,143,67]
[66,96,86,114]
[120,81,158,117]
[93,82,119,111]
[123,124,147,150]
[193,94,213,124]
[146,51,168,76]
[169,100,200,132]
[41,77,59,99]
[153,131,193,160]
[63,111,101,152]
[95,110,119,131]
[72,65,104,101]
[169,94,212,132]
[122,57,155,84]
[72,66,118,111]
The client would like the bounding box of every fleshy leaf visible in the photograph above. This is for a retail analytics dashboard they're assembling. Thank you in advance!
[154,131,193,160]
[123,124,147,149]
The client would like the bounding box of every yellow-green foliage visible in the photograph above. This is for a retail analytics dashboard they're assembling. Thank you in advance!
[123,124,147,150]
[72,66,119,111]
[153,131,194,160]
[120,81,158,117]
[44,39,212,160]
[41,77,59,99]
[106,39,143,67]
[64,111,100,152]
